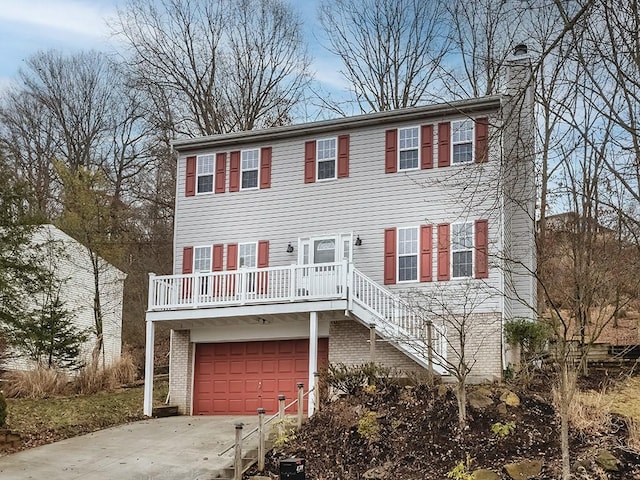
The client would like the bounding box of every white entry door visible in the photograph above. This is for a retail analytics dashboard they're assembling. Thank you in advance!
[298,233,352,296]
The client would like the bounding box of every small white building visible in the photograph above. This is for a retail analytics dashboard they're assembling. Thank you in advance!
[144,50,536,416]
[3,224,125,370]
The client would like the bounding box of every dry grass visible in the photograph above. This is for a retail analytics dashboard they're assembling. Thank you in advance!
[3,380,168,453]
[609,376,640,421]
[1,367,69,399]
[72,352,138,395]
[569,388,613,435]
[627,418,640,452]
[2,352,138,399]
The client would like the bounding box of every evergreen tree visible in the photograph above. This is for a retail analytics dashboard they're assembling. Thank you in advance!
[4,281,89,369]
[0,155,87,369]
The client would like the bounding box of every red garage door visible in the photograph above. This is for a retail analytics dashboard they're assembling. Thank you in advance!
[193,339,329,415]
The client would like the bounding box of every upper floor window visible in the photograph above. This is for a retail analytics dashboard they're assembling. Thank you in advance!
[316,138,337,180]
[197,155,215,193]
[241,149,259,190]
[193,246,211,272]
[398,226,419,282]
[451,222,473,278]
[451,120,473,164]
[398,127,419,170]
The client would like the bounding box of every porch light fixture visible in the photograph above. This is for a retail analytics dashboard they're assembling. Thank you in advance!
[286,242,294,253]
[355,235,362,246]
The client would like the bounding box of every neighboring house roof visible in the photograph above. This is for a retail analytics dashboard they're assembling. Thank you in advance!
[32,224,127,281]
[172,96,503,152]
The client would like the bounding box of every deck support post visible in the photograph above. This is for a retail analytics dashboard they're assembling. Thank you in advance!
[308,311,318,416]
[143,320,155,416]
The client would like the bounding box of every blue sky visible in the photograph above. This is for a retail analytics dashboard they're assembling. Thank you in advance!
[0,0,345,92]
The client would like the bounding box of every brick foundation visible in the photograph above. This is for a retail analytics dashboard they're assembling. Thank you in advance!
[169,329,193,414]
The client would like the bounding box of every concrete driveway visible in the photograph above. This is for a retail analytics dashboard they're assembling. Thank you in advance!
[0,415,256,480]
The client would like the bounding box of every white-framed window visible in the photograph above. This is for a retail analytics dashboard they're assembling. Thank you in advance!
[238,242,257,268]
[398,126,419,170]
[316,138,337,180]
[193,245,212,295]
[239,242,258,293]
[241,149,259,189]
[451,119,473,164]
[193,246,212,272]
[397,226,419,282]
[452,222,474,278]
[196,154,215,193]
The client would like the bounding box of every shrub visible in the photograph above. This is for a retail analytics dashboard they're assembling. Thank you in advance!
[357,411,380,442]
[2,367,69,398]
[504,318,550,361]
[446,454,474,480]
[273,418,297,449]
[0,391,7,427]
[491,421,516,438]
[325,362,400,395]
[325,363,368,395]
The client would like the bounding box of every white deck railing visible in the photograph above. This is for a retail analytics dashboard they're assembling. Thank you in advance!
[351,269,447,363]
[148,261,446,368]
[148,261,348,310]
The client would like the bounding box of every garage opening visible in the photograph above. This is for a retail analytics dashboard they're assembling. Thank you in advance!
[193,338,329,415]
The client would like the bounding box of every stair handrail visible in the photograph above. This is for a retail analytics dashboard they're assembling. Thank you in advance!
[350,267,447,363]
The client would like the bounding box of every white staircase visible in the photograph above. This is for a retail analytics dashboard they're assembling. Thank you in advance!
[349,268,447,374]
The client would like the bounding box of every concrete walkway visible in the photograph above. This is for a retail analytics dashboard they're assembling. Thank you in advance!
[0,415,256,480]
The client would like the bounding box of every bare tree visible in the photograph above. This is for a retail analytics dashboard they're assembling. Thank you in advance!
[409,282,498,430]
[443,0,530,98]
[0,90,59,218]
[112,0,310,135]
[318,0,449,112]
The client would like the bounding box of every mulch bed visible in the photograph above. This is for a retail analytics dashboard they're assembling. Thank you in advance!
[247,379,639,479]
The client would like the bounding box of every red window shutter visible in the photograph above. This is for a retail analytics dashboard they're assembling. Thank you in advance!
[257,240,270,294]
[304,141,316,183]
[337,135,350,178]
[211,244,224,296]
[475,117,489,164]
[226,243,238,270]
[438,122,451,168]
[212,244,224,271]
[181,246,193,299]
[437,224,450,281]
[185,156,196,196]
[420,225,433,282]
[260,147,272,189]
[421,125,434,169]
[215,152,226,193]
[182,246,193,273]
[475,219,489,279]
[384,228,397,285]
[385,129,397,173]
[229,151,240,192]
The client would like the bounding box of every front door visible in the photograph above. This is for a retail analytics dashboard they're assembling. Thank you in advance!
[298,233,352,296]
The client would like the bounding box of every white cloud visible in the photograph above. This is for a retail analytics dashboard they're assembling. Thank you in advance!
[0,0,113,38]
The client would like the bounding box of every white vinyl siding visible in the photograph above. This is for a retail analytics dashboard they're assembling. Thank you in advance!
[174,109,512,315]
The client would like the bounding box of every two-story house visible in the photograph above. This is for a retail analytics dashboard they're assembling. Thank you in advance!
[143,48,536,416]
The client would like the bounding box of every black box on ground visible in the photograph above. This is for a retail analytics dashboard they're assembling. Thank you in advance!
[279,457,305,480]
